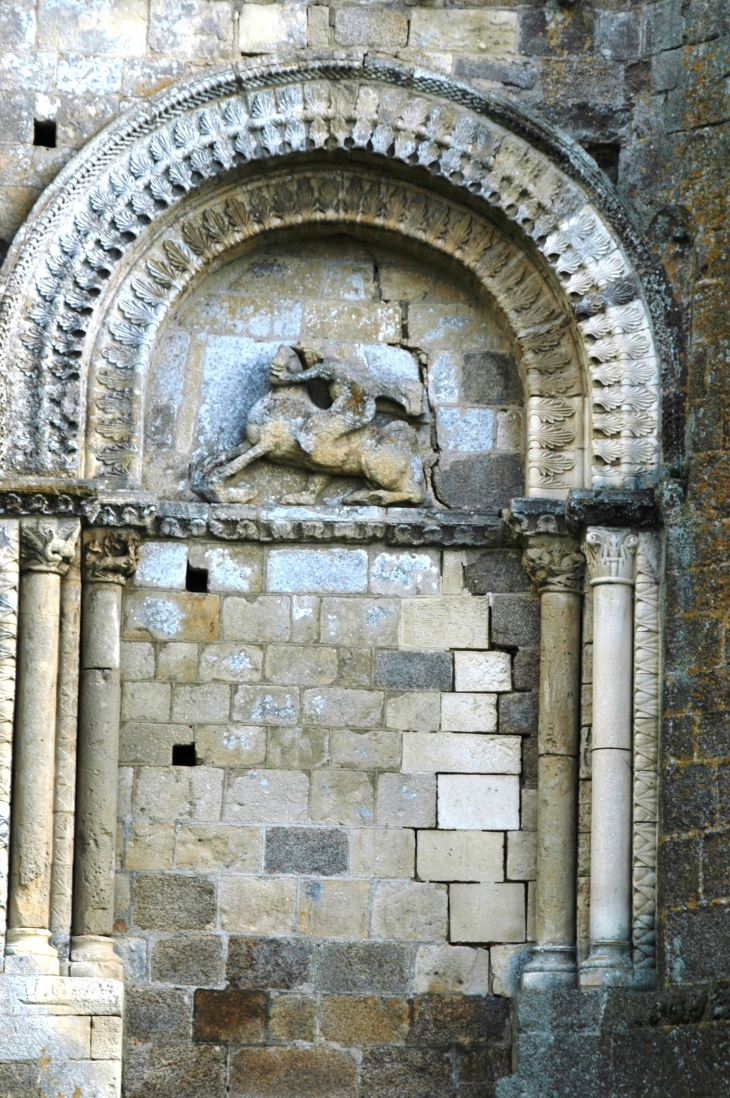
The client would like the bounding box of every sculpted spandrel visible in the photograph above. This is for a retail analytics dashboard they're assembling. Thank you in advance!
[194,344,428,506]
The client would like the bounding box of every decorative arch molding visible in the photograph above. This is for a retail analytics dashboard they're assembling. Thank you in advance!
[0,55,664,493]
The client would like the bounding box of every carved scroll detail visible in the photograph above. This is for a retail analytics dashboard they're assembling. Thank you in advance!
[0,522,19,956]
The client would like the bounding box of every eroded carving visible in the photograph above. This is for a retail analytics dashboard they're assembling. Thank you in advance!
[523,537,585,595]
[20,520,79,576]
[82,529,140,584]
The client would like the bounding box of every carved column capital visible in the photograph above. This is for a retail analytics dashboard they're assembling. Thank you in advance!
[523,536,585,595]
[584,527,638,587]
[20,520,79,576]
[82,529,139,585]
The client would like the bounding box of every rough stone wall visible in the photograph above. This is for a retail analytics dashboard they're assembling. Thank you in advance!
[115,539,539,1095]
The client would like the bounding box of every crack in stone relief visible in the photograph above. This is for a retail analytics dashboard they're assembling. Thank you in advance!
[0,521,19,956]
[632,531,660,980]
[0,62,661,493]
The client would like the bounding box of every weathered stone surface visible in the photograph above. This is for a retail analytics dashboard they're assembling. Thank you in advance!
[369,551,440,597]
[434,454,523,511]
[330,729,401,771]
[200,643,263,683]
[232,685,299,726]
[265,828,348,876]
[227,937,312,990]
[320,995,410,1045]
[264,645,337,686]
[123,1045,226,1098]
[438,775,520,830]
[321,597,399,647]
[315,941,411,995]
[268,994,316,1043]
[124,592,219,642]
[126,987,192,1044]
[414,945,490,996]
[219,876,297,934]
[374,650,453,691]
[310,769,375,826]
[441,692,497,733]
[377,773,436,828]
[299,879,370,938]
[193,989,266,1044]
[400,597,489,650]
[371,881,448,941]
[498,692,539,736]
[222,596,290,643]
[303,688,384,729]
[175,824,260,872]
[418,831,504,883]
[266,548,368,594]
[360,1046,454,1098]
[150,935,223,986]
[491,596,541,649]
[450,882,526,944]
[133,874,216,930]
[195,725,267,767]
[230,1046,357,1098]
[403,732,521,774]
[411,993,511,1046]
[351,828,415,879]
[385,692,440,732]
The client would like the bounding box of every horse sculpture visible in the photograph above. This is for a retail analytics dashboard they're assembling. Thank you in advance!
[194,344,428,506]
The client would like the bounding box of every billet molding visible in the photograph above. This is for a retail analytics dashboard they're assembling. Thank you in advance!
[0,58,661,492]
[0,521,19,956]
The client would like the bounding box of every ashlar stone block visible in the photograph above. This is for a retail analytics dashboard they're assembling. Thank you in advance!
[321,596,399,647]
[351,828,415,879]
[239,4,307,53]
[376,773,436,828]
[150,935,223,986]
[302,687,383,728]
[265,827,348,876]
[410,9,518,53]
[400,597,489,649]
[172,683,230,724]
[199,643,263,683]
[133,874,216,931]
[371,881,448,942]
[450,882,526,943]
[414,944,490,995]
[233,685,299,726]
[91,1016,123,1061]
[455,651,512,693]
[291,595,319,643]
[417,831,504,883]
[264,644,337,686]
[320,995,410,1045]
[225,769,309,825]
[334,7,408,48]
[134,766,223,822]
[298,879,370,938]
[220,876,297,934]
[132,542,187,589]
[507,830,537,881]
[188,544,262,594]
[438,774,520,830]
[222,595,290,643]
[369,550,440,597]
[119,722,193,766]
[125,822,174,870]
[330,729,401,771]
[158,642,199,682]
[121,642,155,680]
[375,650,453,691]
[490,943,532,997]
[121,681,170,723]
[385,692,440,732]
[266,548,368,594]
[195,724,267,767]
[441,692,497,732]
[403,732,520,774]
[310,769,375,827]
[266,727,327,769]
[175,824,260,872]
[124,591,219,642]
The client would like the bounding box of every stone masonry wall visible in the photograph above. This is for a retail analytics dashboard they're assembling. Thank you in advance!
[115,539,539,1095]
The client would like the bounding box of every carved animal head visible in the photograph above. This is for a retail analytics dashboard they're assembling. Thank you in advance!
[270,344,306,386]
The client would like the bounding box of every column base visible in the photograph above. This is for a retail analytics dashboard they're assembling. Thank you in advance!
[4,928,60,974]
[69,935,124,980]
[579,940,633,988]
[521,945,577,990]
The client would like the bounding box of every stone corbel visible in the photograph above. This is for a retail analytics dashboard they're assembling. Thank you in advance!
[70,529,139,980]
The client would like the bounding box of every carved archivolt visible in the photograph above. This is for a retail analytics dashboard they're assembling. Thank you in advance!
[0,57,661,493]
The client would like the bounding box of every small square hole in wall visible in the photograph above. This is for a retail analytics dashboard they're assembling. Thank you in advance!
[33,119,56,148]
[172,743,197,766]
[186,562,208,592]
[583,142,621,184]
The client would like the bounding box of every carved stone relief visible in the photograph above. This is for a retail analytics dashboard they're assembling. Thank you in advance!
[0,59,662,496]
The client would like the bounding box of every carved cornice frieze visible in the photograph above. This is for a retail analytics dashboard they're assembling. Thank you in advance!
[584,526,638,586]
[82,529,139,584]
[523,536,585,595]
[20,520,79,575]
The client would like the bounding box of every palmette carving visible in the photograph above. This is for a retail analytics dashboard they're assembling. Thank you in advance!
[584,527,638,585]
[82,529,140,584]
[0,62,659,491]
[523,537,585,595]
[20,520,79,575]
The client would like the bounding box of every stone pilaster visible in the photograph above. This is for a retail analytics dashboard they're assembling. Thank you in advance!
[5,519,79,974]
[579,526,638,988]
[71,529,138,980]
[518,529,585,990]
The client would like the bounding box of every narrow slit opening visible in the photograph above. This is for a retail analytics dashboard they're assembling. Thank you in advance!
[33,119,57,148]
[172,743,197,767]
[186,562,208,592]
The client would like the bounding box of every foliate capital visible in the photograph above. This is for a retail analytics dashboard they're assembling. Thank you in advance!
[20,519,79,575]
[83,529,140,584]
[584,527,638,586]
[522,536,585,595]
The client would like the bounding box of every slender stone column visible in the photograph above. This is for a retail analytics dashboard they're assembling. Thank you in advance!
[579,527,638,988]
[519,535,585,990]
[5,519,79,974]
[71,529,138,980]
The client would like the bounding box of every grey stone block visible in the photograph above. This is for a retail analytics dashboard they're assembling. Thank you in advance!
[150,935,223,987]
[123,1044,227,1098]
[491,595,541,648]
[499,692,539,736]
[523,736,538,787]
[513,649,540,692]
[374,650,453,691]
[126,987,192,1044]
[227,936,313,990]
[264,827,349,876]
[455,57,536,90]
[433,454,523,511]
[360,1047,454,1098]
[0,91,32,143]
[464,550,531,595]
[461,352,522,404]
[133,874,216,930]
[315,941,411,996]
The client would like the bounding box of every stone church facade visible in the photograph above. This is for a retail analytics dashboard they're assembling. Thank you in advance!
[0,3,727,1097]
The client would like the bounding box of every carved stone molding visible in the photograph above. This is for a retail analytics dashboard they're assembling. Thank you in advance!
[19,520,79,576]
[0,521,19,955]
[523,537,585,595]
[584,527,638,586]
[0,58,662,494]
[82,529,139,584]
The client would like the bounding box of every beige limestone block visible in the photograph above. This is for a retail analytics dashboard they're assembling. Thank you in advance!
[239,2,307,52]
[121,642,154,680]
[119,722,192,766]
[175,824,260,872]
[264,645,337,686]
[442,551,466,595]
[454,651,512,693]
[385,692,440,732]
[414,944,490,995]
[320,597,399,647]
[491,944,532,997]
[291,595,320,644]
[438,774,520,831]
[157,642,198,682]
[91,1015,123,1061]
[222,595,290,642]
[266,548,368,595]
[225,769,309,824]
[403,732,520,774]
[172,683,231,723]
[117,769,133,820]
[267,727,328,770]
[124,591,219,642]
[219,876,296,934]
[400,597,489,649]
[351,828,415,879]
[450,882,526,944]
[233,685,299,726]
[124,823,174,870]
[417,831,503,883]
[134,766,223,822]
[507,831,537,881]
[535,754,577,945]
[522,788,538,831]
[496,409,523,451]
[195,724,267,767]
[406,303,495,351]
[121,681,171,722]
[369,551,440,597]
[528,881,537,942]
[377,773,436,828]
[308,4,331,47]
[410,9,517,53]
[310,769,374,827]
[302,301,401,343]
[334,7,408,47]
[441,693,497,733]
[330,730,401,771]
[302,688,384,729]
[188,544,262,594]
[371,881,448,941]
[199,643,263,683]
[132,542,186,589]
[298,879,369,938]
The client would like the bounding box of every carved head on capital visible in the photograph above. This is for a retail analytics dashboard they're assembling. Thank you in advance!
[20,520,79,575]
[83,529,140,584]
